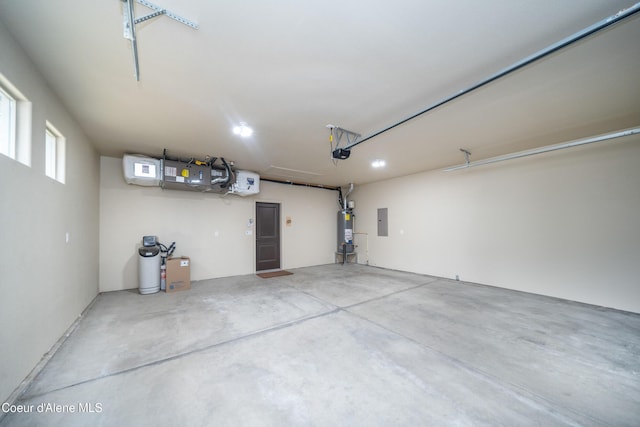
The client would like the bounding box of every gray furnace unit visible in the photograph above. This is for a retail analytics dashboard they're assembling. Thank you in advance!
[162,159,212,192]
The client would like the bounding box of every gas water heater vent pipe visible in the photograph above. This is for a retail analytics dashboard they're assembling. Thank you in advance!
[342,2,640,151]
[343,183,354,210]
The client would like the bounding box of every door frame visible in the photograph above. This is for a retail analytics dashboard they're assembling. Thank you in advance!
[255,200,283,272]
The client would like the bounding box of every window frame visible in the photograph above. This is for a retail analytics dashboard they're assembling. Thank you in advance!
[45,121,66,184]
[0,73,32,166]
[0,84,17,159]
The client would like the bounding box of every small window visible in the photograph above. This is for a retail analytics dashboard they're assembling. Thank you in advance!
[0,73,32,166]
[0,85,16,158]
[45,121,66,183]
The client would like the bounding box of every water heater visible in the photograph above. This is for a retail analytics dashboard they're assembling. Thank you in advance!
[337,209,354,253]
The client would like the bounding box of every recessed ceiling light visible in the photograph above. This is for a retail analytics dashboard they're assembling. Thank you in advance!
[233,122,253,137]
[372,159,386,168]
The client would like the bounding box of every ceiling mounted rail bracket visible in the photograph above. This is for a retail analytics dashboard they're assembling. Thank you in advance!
[460,149,472,166]
[121,0,199,81]
[134,0,199,28]
[334,127,361,147]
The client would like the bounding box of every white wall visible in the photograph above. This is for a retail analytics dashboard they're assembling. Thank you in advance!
[0,22,100,403]
[352,136,640,313]
[99,156,337,291]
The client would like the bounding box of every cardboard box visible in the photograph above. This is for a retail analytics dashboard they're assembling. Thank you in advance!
[166,256,190,293]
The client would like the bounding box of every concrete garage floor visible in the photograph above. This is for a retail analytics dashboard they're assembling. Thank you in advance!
[2,265,639,426]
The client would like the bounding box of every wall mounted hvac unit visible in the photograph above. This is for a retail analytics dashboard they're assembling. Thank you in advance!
[229,170,260,196]
[162,159,212,192]
[123,154,162,186]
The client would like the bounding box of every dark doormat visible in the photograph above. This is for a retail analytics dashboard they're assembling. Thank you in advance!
[257,270,293,279]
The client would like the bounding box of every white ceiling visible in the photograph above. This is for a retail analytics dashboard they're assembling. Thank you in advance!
[1,0,639,187]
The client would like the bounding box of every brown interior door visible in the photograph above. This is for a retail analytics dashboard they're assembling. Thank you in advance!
[256,202,281,271]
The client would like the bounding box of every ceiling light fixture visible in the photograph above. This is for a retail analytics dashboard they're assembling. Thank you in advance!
[372,159,386,168]
[233,123,253,137]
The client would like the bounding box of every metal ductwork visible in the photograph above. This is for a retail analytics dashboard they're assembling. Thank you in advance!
[343,183,354,210]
